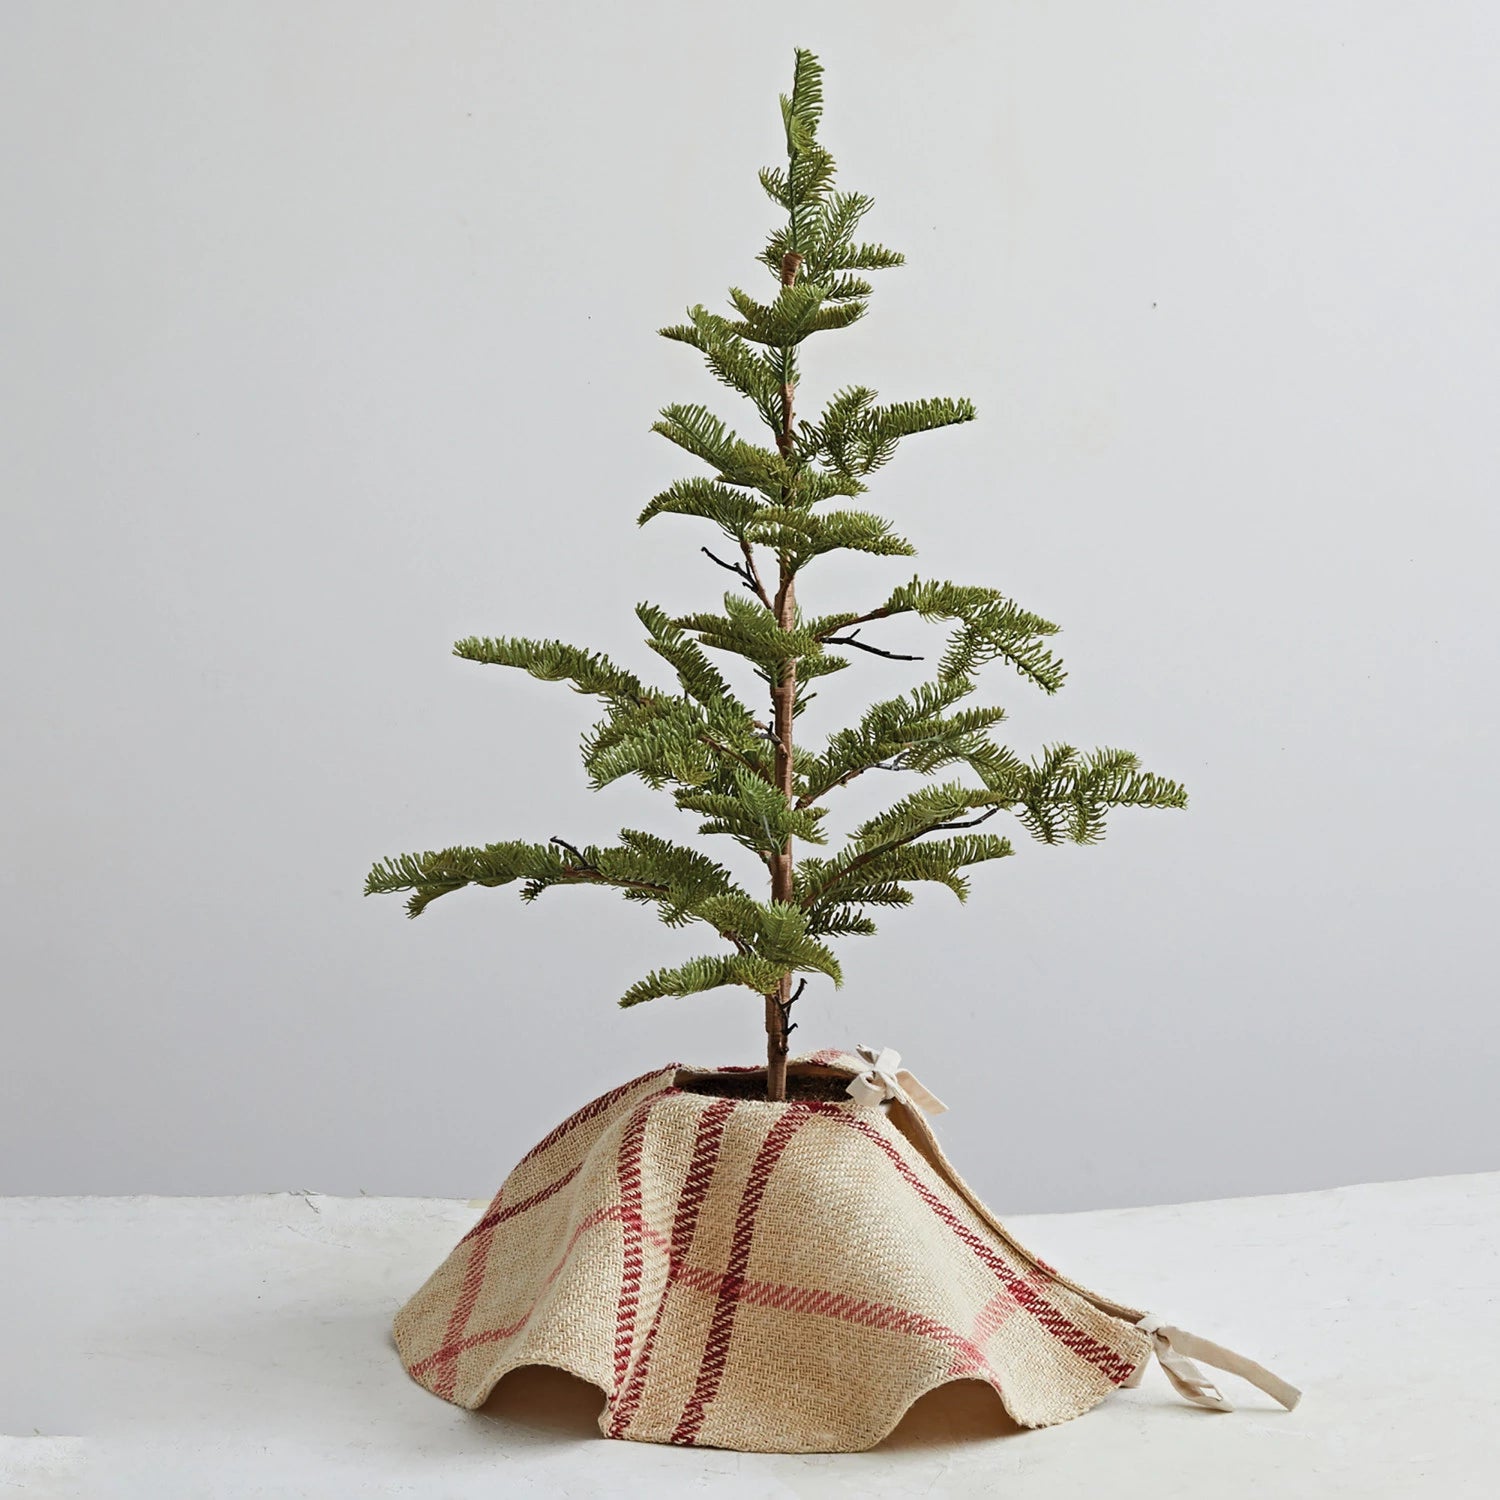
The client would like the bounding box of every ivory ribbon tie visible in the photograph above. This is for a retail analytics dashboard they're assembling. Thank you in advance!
[1125,1313,1301,1413]
[845,1045,948,1114]
[843,1050,1300,1418]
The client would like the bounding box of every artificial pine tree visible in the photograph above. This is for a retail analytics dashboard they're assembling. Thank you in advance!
[366,49,1186,1102]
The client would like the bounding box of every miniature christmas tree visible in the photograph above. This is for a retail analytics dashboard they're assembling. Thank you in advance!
[366,49,1186,1101]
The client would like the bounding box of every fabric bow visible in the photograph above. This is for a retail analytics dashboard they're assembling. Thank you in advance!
[1124,1313,1302,1413]
[844,1045,948,1114]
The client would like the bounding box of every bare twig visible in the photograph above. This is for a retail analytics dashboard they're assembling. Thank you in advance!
[548,836,592,867]
[769,976,806,1040]
[796,804,1004,907]
[926,806,1002,833]
[796,751,910,809]
[754,719,787,753]
[825,628,923,662]
[815,604,898,637]
[701,546,760,596]
[549,837,676,901]
[700,731,774,783]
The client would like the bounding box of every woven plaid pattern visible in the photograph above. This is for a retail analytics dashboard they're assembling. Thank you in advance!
[393,1053,1152,1452]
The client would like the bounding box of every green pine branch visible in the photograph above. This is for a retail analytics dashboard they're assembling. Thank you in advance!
[367,49,1187,1060]
[797,679,1013,805]
[676,766,829,857]
[453,636,650,705]
[809,579,1067,693]
[987,745,1189,845]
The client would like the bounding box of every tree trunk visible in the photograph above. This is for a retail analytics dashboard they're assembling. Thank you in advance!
[765,250,802,1102]
[766,571,797,1101]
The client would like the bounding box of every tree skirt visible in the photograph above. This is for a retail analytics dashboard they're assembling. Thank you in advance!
[393,1049,1298,1453]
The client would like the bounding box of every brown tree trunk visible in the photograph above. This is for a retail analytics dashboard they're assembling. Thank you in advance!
[764,250,803,1103]
[766,572,797,1101]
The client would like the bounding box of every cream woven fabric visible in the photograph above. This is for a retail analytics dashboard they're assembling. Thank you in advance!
[393,1050,1292,1452]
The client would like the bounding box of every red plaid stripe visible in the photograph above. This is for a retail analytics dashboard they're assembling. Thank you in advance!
[409,1203,627,1376]
[806,1048,848,1065]
[412,1199,1001,1387]
[426,1078,673,1399]
[608,1096,736,1436]
[706,1273,994,1377]
[515,1067,672,1169]
[814,1105,1137,1385]
[669,1103,813,1445]
[458,1162,582,1246]
[610,1090,673,1390]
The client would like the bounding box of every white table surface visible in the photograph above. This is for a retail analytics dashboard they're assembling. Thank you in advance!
[3,1172,1496,1498]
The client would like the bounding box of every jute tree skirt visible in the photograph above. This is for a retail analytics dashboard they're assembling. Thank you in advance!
[394,1049,1299,1453]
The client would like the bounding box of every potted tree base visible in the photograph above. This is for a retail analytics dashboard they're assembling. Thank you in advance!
[393,1051,1299,1452]
[371,52,1300,1451]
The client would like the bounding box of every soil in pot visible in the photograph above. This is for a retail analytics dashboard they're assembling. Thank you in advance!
[678,1070,853,1103]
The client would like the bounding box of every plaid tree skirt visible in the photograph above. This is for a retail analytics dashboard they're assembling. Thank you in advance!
[394,1050,1295,1452]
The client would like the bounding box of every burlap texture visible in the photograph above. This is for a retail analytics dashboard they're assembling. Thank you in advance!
[393,1051,1152,1453]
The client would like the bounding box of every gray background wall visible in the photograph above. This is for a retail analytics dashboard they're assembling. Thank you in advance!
[3,1,1496,1211]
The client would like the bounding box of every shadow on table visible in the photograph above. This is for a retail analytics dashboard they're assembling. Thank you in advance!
[475,1366,1021,1450]
[475,1365,605,1440]
[879,1379,1024,1449]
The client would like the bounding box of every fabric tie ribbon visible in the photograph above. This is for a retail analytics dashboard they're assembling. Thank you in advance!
[845,1045,948,1114]
[1124,1313,1301,1413]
